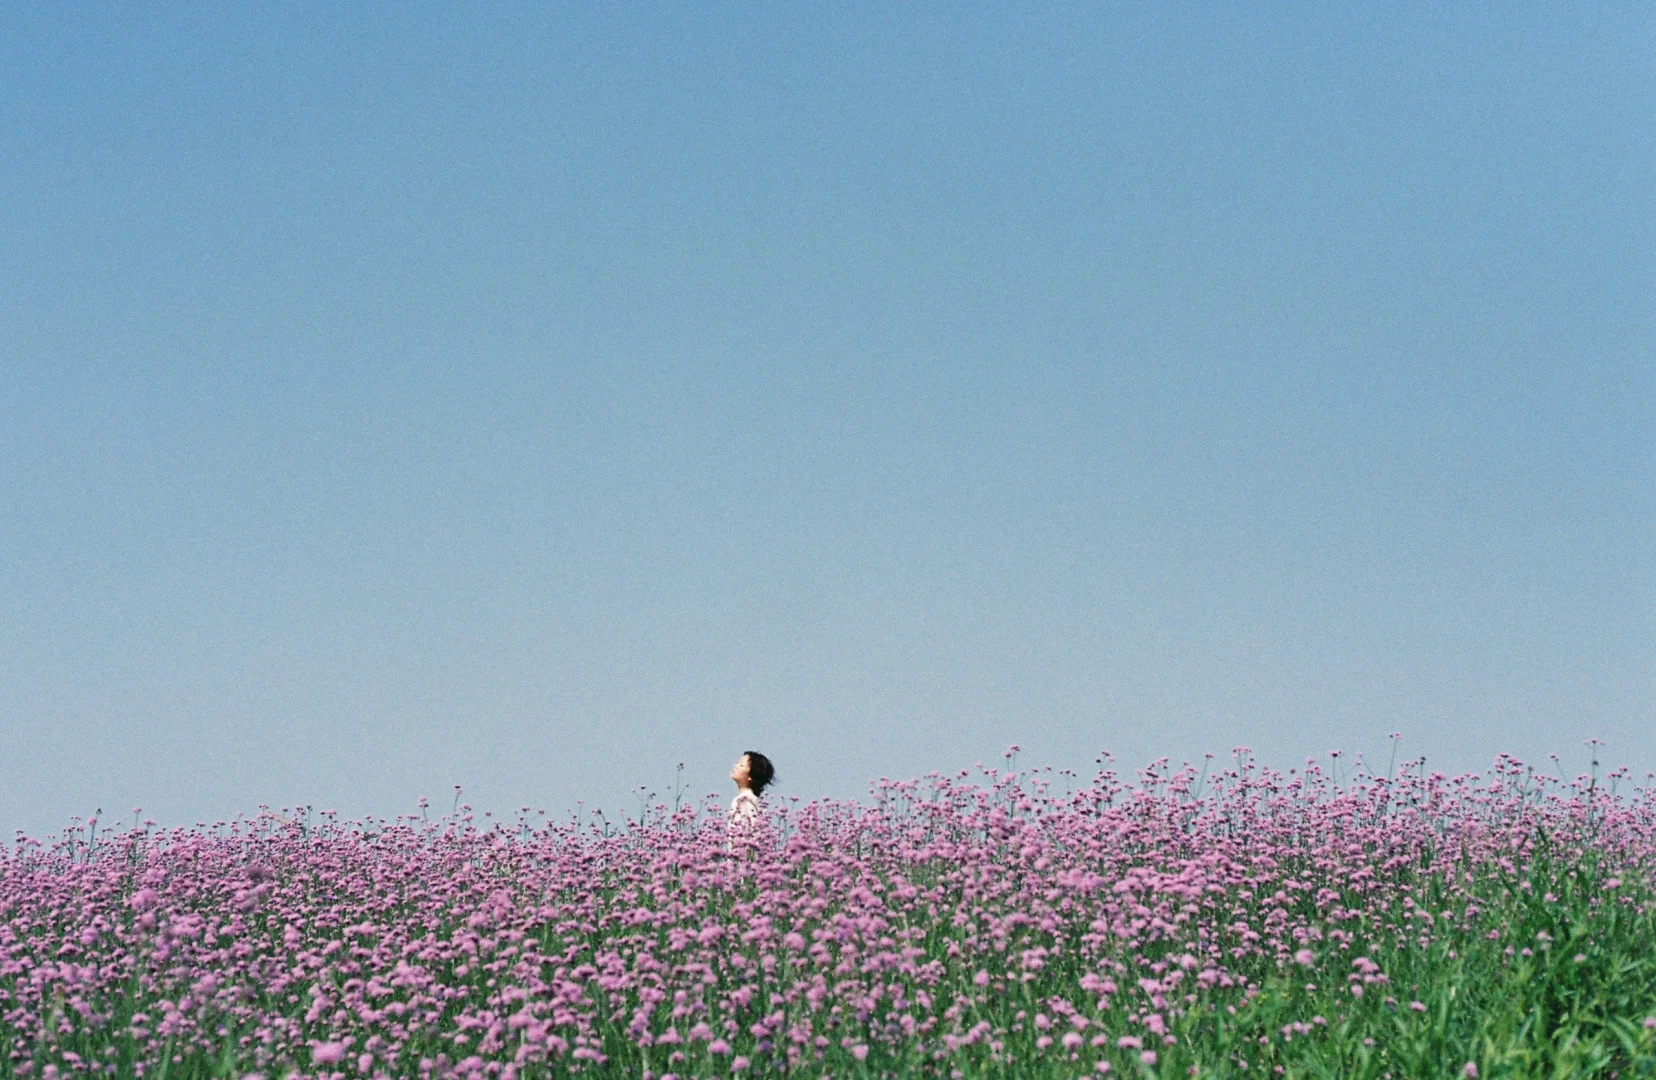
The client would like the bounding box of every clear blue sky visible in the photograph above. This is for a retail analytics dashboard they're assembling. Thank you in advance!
[3,5,1651,836]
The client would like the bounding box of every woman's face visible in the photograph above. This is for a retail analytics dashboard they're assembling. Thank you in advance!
[730,754,752,788]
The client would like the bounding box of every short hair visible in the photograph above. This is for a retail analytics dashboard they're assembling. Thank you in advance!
[744,751,776,796]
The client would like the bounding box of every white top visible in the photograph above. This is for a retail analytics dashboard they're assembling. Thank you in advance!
[729,789,761,829]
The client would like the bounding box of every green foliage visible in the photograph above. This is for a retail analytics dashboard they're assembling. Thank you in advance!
[1107,859,1656,1079]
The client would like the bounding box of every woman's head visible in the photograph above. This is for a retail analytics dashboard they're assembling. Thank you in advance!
[731,751,776,795]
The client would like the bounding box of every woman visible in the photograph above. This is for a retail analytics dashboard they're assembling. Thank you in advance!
[729,750,775,830]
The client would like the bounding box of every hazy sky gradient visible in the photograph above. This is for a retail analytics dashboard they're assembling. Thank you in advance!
[3,5,1652,837]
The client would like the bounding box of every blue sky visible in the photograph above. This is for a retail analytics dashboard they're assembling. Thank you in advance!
[3,5,1651,836]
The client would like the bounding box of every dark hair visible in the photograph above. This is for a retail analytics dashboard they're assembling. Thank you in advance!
[744,751,776,796]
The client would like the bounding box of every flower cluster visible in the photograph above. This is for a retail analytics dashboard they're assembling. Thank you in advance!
[3,751,1654,1078]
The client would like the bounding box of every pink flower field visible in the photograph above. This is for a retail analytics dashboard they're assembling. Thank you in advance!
[4,751,1656,1078]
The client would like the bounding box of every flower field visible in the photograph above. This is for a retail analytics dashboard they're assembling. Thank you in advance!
[4,752,1656,1079]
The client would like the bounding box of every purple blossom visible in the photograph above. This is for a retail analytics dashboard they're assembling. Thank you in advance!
[0,752,1646,1078]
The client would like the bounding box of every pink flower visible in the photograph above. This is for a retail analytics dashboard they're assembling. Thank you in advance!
[9,745,1654,1080]
[1462,1063,1478,1078]
[1140,1050,1158,1066]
